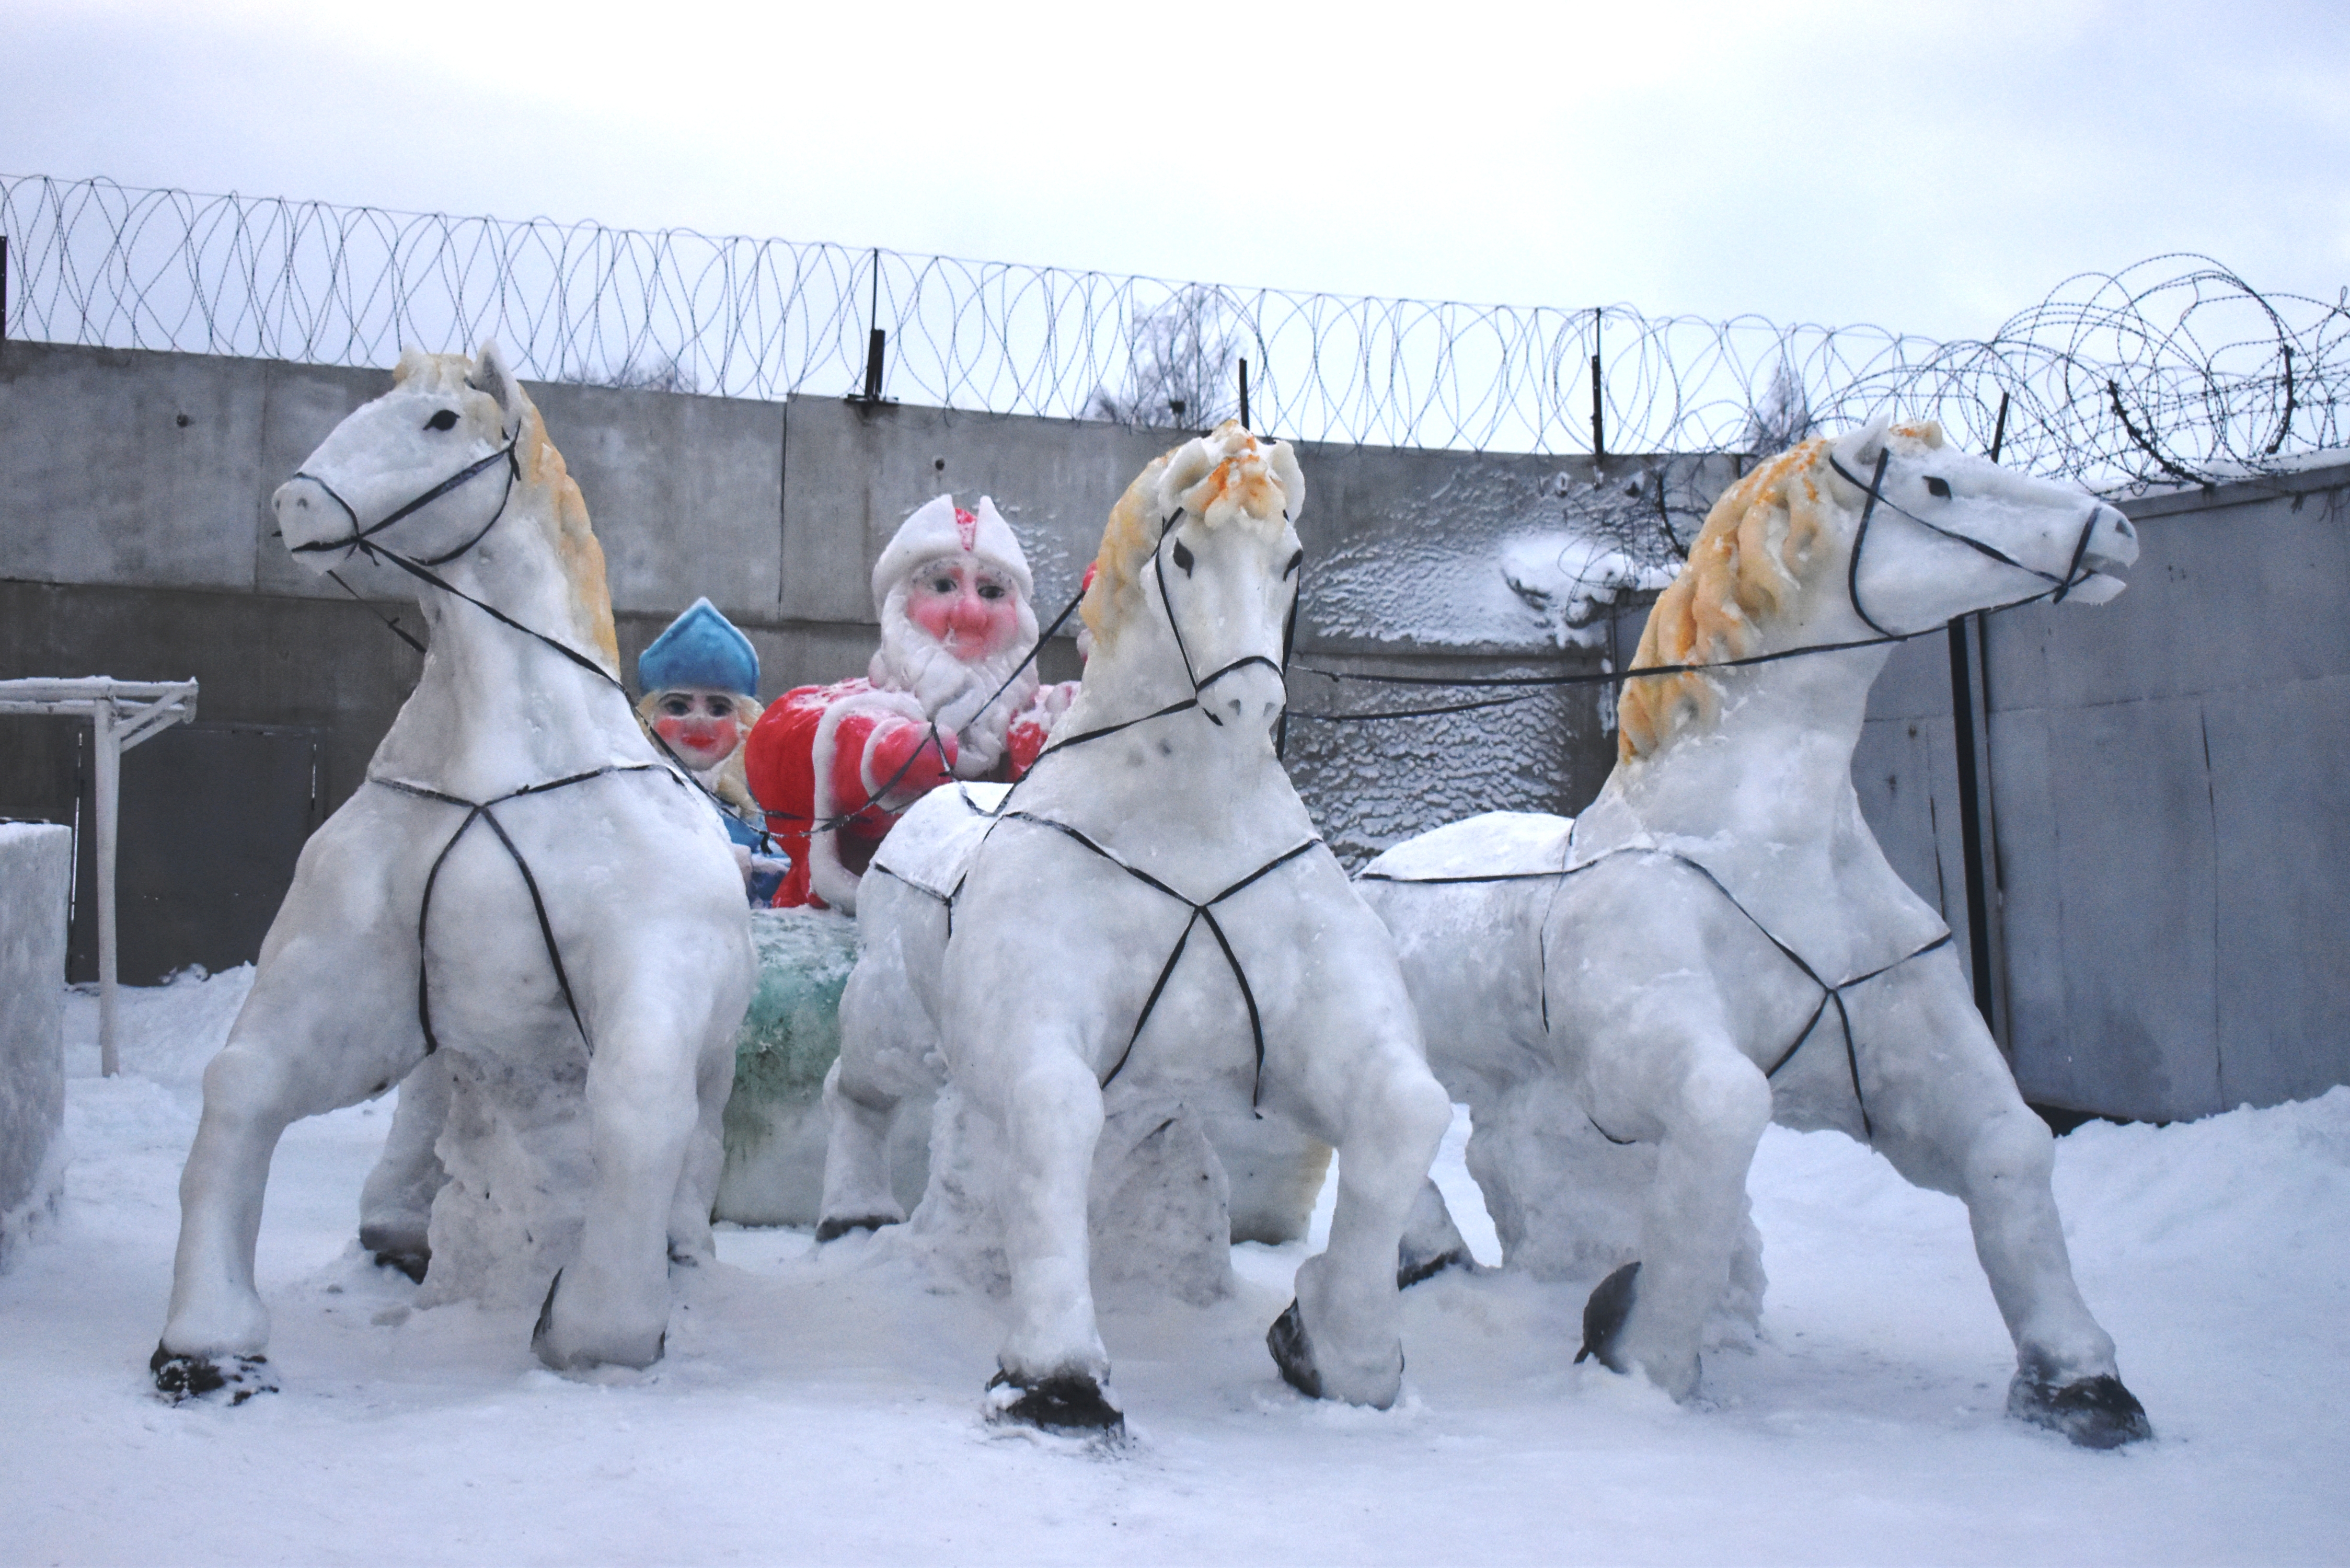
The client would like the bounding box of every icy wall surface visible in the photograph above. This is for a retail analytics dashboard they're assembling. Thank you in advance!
[1280,451,1718,867]
[0,822,71,1265]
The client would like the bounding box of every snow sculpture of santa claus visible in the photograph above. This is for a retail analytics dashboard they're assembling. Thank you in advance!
[634,596,767,849]
[744,495,1075,911]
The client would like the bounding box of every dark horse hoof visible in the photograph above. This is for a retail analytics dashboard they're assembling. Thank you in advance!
[359,1224,429,1284]
[1266,1300,1323,1399]
[813,1214,896,1243]
[1575,1261,1641,1369]
[1398,1246,1470,1290]
[985,1369,1125,1438]
[371,1248,430,1284]
[2009,1372,2153,1449]
[151,1343,277,1406]
[529,1271,663,1369]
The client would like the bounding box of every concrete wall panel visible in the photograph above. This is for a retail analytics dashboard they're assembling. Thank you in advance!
[779,398,1181,626]
[2205,673,2350,1109]
[530,381,785,622]
[1,343,269,591]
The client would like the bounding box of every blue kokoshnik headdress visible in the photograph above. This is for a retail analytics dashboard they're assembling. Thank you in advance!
[638,596,759,697]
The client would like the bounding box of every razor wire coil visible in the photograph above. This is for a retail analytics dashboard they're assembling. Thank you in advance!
[5,174,2346,492]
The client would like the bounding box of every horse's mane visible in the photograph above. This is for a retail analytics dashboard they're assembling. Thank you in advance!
[1617,422,1946,762]
[392,351,622,672]
[1080,421,1303,648]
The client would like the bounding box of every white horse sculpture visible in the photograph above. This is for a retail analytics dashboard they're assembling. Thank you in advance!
[1358,417,2155,1448]
[153,345,752,1400]
[820,423,1453,1435]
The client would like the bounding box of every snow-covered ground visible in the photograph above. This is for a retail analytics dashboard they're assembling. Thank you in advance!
[5,968,2346,1567]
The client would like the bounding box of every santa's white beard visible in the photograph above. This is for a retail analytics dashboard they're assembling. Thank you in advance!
[870,586,1041,777]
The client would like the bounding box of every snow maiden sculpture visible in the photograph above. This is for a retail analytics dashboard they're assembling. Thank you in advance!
[1358,417,2155,1448]
[153,345,752,1400]
[821,423,1454,1435]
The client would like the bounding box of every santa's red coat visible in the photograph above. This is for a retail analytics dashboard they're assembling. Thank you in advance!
[743,677,1063,909]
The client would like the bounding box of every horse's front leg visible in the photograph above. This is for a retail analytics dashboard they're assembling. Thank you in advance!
[1858,962,2150,1447]
[1575,986,1772,1402]
[1263,959,1453,1409]
[159,932,424,1401]
[535,931,743,1371]
[970,1031,1122,1434]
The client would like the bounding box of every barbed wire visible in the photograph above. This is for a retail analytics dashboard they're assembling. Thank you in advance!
[5,174,2346,491]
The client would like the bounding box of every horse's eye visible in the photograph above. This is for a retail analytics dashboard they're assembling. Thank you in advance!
[1171,540,1195,574]
[425,409,458,432]
[1283,548,1304,578]
[1923,475,1951,498]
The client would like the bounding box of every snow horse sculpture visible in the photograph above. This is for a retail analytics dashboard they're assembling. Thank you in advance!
[1357,417,2154,1447]
[153,345,752,1400]
[821,422,1453,1435]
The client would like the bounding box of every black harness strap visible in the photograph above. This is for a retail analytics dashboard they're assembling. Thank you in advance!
[290,433,521,566]
[996,809,1321,1108]
[374,763,673,1058]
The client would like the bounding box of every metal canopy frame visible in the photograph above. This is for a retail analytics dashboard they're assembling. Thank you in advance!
[0,677,200,1075]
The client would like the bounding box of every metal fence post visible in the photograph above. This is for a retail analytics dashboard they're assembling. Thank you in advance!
[93,696,121,1076]
[1589,311,1606,462]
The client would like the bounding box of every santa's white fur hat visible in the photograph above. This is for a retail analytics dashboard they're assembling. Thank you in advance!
[870,495,1033,614]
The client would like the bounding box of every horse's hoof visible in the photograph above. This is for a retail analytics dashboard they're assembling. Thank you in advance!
[1266,1300,1323,1399]
[814,1214,896,1243]
[370,1248,430,1284]
[529,1268,563,1358]
[151,1344,277,1406]
[1398,1245,1470,1290]
[1576,1261,1641,1369]
[985,1369,1125,1438]
[2008,1372,2152,1449]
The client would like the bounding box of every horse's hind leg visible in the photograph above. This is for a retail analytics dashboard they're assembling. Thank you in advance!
[666,1016,735,1266]
[1859,968,2149,1446]
[1398,1179,1472,1287]
[1583,1022,1772,1401]
[818,921,941,1240]
[358,1056,453,1282]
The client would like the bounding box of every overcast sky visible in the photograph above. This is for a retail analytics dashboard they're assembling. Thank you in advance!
[7,0,2345,341]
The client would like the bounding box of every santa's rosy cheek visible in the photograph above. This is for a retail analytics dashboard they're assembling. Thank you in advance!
[974,600,1020,654]
[908,594,957,640]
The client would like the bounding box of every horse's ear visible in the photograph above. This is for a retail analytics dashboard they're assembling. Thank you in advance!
[1831,410,1895,475]
[468,340,525,427]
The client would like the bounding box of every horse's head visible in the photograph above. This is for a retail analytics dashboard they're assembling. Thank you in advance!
[1619,416,2137,761]
[1081,421,1306,739]
[272,342,618,666]
[1823,414,2138,632]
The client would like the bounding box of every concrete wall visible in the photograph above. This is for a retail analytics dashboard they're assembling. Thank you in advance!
[0,822,71,1266]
